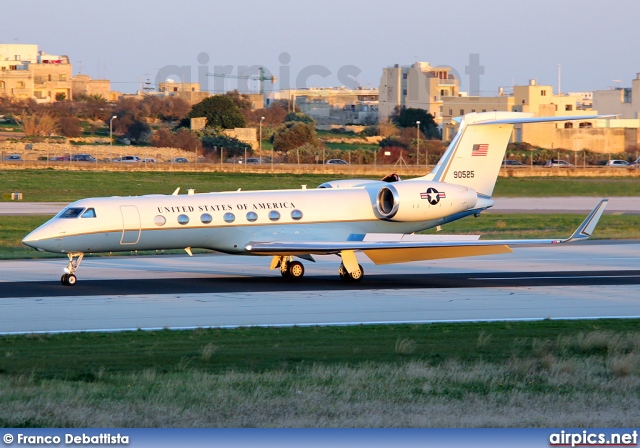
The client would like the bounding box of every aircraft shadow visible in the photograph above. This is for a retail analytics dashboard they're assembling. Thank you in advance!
[2,270,640,298]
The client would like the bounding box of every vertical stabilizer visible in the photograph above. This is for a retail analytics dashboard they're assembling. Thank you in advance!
[421,112,610,198]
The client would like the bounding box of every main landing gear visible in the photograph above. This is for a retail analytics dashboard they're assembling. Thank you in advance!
[338,263,364,282]
[279,257,305,280]
[272,255,364,282]
[61,252,84,286]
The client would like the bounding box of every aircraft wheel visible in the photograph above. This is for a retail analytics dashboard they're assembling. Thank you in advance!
[61,273,77,286]
[288,261,305,279]
[348,264,364,282]
[338,264,349,281]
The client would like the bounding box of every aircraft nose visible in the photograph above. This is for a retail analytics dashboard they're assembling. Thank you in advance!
[22,225,59,252]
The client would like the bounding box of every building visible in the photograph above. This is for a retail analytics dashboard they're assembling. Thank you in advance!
[378,62,459,124]
[157,81,209,105]
[441,79,640,154]
[71,74,118,101]
[267,87,378,125]
[0,43,72,103]
[593,73,640,119]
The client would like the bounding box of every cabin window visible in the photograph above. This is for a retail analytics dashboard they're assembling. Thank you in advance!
[246,211,258,222]
[177,214,189,225]
[81,208,96,218]
[200,213,212,224]
[291,209,303,220]
[154,215,166,226]
[58,207,85,218]
[223,212,235,223]
[269,211,281,221]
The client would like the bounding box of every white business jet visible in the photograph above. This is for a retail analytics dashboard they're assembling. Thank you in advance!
[23,112,609,286]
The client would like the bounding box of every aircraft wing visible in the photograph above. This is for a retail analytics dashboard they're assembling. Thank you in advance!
[245,199,608,265]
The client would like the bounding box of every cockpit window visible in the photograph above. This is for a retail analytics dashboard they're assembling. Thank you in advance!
[58,207,85,219]
[81,208,96,218]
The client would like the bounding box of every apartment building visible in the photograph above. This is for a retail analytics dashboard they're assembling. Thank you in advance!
[378,62,459,124]
[0,44,72,102]
[593,73,640,119]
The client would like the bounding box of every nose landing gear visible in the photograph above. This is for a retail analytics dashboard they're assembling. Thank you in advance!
[61,252,84,286]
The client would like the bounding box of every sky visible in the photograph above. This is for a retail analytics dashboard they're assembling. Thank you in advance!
[4,0,639,96]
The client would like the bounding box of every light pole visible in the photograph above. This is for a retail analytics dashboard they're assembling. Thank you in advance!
[416,121,420,166]
[259,116,265,165]
[109,115,117,161]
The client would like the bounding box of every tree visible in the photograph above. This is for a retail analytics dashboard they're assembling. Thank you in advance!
[75,93,111,121]
[271,121,319,152]
[224,90,253,123]
[199,128,251,159]
[186,96,246,129]
[391,107,440,139]
[150,128,202,152]
[17,112,57,136]
[283,112,316,125]
[249,104,288,127]
[140,96,190,122]
[58,116,83,137]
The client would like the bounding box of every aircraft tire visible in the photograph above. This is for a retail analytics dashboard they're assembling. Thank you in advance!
[338,264,349,281]
[61,274,68,285]
[67,274,77,286]
[348,264,364,282]
[288,261,304,279]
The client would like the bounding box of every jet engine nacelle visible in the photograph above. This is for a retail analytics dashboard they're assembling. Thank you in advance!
[372,181,478,222]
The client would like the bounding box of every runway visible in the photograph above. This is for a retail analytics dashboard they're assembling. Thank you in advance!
[1,241,639,334]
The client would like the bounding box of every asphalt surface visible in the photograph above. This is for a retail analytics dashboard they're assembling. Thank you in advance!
[1,242,639,333]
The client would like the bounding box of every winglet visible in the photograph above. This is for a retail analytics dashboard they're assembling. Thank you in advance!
[563,199,608,243]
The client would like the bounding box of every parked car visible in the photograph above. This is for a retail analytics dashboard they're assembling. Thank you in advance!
[172,157,189,163]
[71,154,96,162]
[5,154,21,161]
[630,158,640,167]
[113,156,141,163]
[245,157,263,164]
[142,157,157,163]
[503,159,524,166]
[326,159,348,165]
[544,159,574,168]
[605,159,630,167]
[50,155,70,161]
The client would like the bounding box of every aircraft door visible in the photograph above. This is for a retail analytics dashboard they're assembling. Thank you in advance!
[120,205,141,245]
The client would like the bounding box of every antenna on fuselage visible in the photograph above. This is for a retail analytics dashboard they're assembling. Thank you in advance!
[172,188,180,195]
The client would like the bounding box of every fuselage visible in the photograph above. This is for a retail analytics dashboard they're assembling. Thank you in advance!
[22,180,484,255]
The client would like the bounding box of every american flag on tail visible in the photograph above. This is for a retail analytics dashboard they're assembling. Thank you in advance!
[472,144,489,156]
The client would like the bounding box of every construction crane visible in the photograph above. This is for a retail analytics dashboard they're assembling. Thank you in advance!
[207,67,276,95]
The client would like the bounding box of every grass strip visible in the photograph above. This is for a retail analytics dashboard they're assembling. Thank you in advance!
[2,171,640,202]
[1,320,639,427]
[1,319,638,378]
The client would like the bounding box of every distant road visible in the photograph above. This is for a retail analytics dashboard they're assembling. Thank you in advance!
[1,197,638,216]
